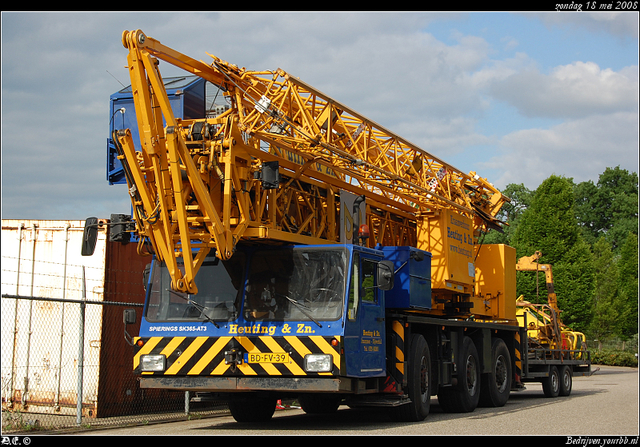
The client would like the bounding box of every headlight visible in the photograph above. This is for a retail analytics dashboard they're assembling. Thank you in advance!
[304,354,332,372]
[140,354,166,372]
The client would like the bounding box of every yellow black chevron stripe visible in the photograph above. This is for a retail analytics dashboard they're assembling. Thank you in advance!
[514,330,522,382]
[391,320,405,385]
[133,336,342,376]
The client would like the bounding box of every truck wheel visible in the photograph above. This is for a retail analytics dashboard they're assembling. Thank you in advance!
[542,365,560,398]
[392,334,431,422]
[479,338,512,407]
[299,394,342,414]
[438,336,480,413]
[228,394,277,422]
[559,365,572,396]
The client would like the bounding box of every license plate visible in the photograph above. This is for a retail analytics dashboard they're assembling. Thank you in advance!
[245,352,289,363]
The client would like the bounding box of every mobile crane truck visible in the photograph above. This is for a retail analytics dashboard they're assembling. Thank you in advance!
[82,30,591,422]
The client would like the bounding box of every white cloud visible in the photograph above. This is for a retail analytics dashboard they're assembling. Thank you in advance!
[489,61,638,119]
[501,36,519,52]
[532,12,639,39]
[468,52,536,89]
[480,111,639,189]
[1,12,637,220]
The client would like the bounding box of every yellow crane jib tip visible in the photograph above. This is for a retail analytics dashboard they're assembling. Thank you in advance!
[122,29,147,49]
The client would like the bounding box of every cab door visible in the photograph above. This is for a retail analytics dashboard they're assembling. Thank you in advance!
[344,250,386,377]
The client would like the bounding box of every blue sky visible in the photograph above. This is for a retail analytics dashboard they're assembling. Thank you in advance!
[1,12,638,220]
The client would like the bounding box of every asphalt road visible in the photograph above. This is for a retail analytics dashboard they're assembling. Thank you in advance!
[78,365,638,436]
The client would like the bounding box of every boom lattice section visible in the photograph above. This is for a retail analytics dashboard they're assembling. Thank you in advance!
[117,29,508,293]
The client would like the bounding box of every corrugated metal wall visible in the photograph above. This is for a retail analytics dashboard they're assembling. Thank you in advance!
[1,220,107,416]
[1,219,196,427]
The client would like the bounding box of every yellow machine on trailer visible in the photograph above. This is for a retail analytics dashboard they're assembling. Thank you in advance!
[83,30,591,422]
[515,251,590,396]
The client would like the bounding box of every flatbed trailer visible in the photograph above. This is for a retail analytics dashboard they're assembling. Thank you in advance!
[519,327,592,397]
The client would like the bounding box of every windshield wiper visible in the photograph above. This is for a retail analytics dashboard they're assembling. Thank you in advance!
[278,293,322,328]
[166,289,220,328]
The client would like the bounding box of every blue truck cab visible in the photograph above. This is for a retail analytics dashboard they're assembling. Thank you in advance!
[135,243,411,382]
[134,244,436,384]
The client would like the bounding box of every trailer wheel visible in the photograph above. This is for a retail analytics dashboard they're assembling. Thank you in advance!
[559,365,572,396]
[542,365,560,398]
[438,336,480,413]
[228,394,277,422]
[392,334,431,422]
[479,338,512,407]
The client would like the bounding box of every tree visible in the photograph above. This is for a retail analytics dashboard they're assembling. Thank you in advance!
[552,237,594,333]
[616,232,638,339]
[589,237,620,342]
[574,179,600,247]
[574,166,638,252]
[512,175,594,332]
[514,175,581,260]
[483,183,533,246]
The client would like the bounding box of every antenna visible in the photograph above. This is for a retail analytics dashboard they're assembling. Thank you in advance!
[106,69,127,89]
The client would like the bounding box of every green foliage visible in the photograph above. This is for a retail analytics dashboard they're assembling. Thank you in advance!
[589,237,620,340]
[510,175,595,333]
[482,167,637,341]
[591,349,638,367]
[574,166,638,251]
[2,410,44,432]
[617,232,639,339]
[513,175,581,262]
[483,183,534,246]
[553,238,594,333]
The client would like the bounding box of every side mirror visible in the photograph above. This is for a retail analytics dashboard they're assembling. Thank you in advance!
[377,260,395,291]
[81,217,99,256]
[123,309,137,325]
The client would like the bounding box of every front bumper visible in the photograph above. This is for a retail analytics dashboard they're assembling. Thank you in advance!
[140,376,355,393]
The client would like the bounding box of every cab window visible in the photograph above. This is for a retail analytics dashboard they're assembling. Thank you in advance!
[348,253,378,321]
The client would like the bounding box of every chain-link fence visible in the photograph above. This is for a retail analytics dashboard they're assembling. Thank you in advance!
[587,335,638,352]
[1,294,229,434]
[1,221,229,433]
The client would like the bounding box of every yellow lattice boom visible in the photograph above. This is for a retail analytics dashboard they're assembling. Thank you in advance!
[117,30,509,293]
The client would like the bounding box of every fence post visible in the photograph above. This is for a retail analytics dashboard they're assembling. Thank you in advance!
[56,223,71,410]
[76,266,86,426]
[10,224,25,406]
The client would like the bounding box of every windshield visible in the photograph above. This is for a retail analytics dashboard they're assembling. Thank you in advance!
[145,252,246,322]
[243,247,347,322]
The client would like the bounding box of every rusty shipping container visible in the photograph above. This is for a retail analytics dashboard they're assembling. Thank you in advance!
[1,219,185,418]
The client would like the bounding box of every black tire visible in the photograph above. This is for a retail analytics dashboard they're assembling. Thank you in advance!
[559,365,572,396]
[392,334,431,422]
[542,365,560,398]
[479,338,512,407]
[438,336,481,413]
[299,394,342,414]
[228,394,277,422]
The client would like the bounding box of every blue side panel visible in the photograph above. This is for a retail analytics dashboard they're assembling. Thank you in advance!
[382,246,432,310]
[107,76,205,185]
